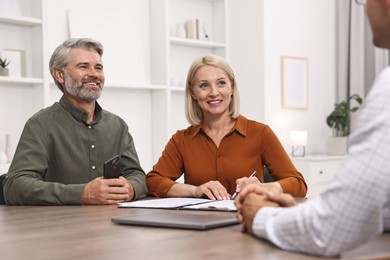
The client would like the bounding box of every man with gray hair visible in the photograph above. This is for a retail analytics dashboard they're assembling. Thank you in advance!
[3,38,147,205]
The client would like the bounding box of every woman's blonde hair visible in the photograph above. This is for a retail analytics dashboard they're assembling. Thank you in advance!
[185,54,240,125]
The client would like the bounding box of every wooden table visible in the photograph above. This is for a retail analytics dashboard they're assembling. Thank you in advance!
[0,205,388,260]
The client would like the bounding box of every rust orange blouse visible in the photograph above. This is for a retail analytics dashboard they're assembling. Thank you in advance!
[146,115,307,197]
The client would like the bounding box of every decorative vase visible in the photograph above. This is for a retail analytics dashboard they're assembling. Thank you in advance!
[0,151,7,164]
[327,136,348,156]
[175,23,186,38]
[0,68,9,76]
[5,134,13,163]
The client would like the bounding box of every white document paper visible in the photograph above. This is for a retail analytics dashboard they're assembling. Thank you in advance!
[118,198,237,211]
[118,198,210,209]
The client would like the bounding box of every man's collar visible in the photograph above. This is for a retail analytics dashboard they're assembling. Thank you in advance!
[59,95,102,124]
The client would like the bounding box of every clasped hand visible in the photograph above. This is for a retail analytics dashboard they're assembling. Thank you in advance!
[81,176,134,205]
[235,183,296,234]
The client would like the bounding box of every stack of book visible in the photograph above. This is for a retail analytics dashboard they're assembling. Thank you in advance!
[185,18,208,41]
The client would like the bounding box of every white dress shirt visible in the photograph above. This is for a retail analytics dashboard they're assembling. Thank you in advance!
[252,67,390,256]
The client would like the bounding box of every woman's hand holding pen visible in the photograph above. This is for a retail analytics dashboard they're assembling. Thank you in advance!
[233,175,261,199]
[231,171,258,200]
[234,177,283,200]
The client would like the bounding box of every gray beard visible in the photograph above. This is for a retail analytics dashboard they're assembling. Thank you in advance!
[63,73,103,101]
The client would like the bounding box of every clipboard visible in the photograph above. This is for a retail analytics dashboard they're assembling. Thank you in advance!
[181,200,236,212]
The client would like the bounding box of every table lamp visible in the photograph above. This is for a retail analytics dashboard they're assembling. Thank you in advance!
[290,130,307,157]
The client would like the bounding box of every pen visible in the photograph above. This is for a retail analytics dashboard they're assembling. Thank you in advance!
[200,206,230,211]
[231,170,257,200]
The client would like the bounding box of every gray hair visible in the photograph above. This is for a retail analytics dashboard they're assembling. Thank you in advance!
[49,38,104,92]
[185,54,240,125]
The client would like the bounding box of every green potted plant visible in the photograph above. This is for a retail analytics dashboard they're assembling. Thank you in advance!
[0,58,11,76]
[326,93,363,155]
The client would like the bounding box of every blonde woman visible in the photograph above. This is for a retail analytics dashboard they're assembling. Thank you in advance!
[146,54,306,200]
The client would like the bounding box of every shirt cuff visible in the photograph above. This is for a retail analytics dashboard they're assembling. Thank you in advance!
[65,184,85,205]
[252,206,282,239]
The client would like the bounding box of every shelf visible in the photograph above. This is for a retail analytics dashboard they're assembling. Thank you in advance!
[0,77,43,85]
[170,37,225,48]
[170,86,185,92]
[48,81,167,91]
[103,82,167,91]
[0,15,42,26]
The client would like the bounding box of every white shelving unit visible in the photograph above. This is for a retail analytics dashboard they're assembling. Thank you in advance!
[0,0,45,163]
[0,15,41,26]
[0,0,228,172]
[150,0,228,161]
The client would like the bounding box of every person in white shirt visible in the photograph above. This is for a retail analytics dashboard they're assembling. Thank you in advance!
[235,0,390,256]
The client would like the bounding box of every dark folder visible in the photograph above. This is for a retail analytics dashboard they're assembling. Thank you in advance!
[111,212,239,230]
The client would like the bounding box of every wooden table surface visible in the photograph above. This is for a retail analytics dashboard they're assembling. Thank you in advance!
[0,205,388,260]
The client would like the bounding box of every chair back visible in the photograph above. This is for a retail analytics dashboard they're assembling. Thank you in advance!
[0,174,6,205]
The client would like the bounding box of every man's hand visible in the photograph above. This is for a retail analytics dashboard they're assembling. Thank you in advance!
[237,193,279,233]
[81,176,134,205]
[235,183,297,233]
[265,191,296,208]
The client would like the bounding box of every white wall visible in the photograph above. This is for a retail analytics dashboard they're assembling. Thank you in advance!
[230,0,337,155]
[264,0,336,154]
[228,0,265,123]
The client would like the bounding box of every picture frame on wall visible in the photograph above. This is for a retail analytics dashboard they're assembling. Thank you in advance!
[281,56,308,109]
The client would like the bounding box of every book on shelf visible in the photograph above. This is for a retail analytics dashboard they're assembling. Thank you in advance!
[185,18,199,40]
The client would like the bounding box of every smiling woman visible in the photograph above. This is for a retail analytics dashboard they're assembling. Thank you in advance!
[146,54,308,201]
[190,64,234,141]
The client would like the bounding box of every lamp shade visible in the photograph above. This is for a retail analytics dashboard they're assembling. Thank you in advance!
[290,131,308,146]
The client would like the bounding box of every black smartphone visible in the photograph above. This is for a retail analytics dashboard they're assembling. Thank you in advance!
[103,155,120,179]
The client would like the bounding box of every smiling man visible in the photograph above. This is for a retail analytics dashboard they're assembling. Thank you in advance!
[3,38,147,205]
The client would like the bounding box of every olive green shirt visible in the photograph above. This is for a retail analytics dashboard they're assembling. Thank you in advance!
[3,96,147,205]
